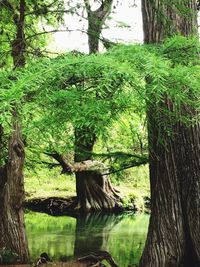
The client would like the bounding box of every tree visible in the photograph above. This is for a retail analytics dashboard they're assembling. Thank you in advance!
[0,0,66,67]
[73,0,122,212]
[0,0,29,263]
[8,50,140,213]
[26,0,118,213]
[0,0,66,262]
[139,1,200,266]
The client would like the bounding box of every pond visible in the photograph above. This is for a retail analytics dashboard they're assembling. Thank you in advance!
[25,212,149,267]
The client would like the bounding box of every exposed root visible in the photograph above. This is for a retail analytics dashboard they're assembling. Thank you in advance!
[73,170,123,212]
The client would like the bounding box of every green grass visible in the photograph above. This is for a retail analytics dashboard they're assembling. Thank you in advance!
[25,167,76,199]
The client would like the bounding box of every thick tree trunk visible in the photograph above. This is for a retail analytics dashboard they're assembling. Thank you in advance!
[140,111,200,267]
[0,118,29,263]
[175,121,200,265]
[140,1,200,266]
[140,105,186,267]
[74,170,121,212]
[0,0,29,263]
[73,127,121,212]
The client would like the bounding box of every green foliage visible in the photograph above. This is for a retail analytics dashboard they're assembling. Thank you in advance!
[0,0,66,68]
[162,35,200,65]
[0,52,141,157]
[0,35,199,171]
[109,36,200,135]
[40,54,135,134]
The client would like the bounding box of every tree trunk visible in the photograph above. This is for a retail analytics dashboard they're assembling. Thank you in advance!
[142,0,197,44]
[0,117,29,263]
[84,0,113,54]
[175,121,200,265]
[140,1,200,266]
[0,0,29,263]
[139,104,186,267]
[73,127,121,212]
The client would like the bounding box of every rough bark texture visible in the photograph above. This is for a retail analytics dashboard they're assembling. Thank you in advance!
[0,118,29,263]
[142,0,197,44]
[175,121,200,265]
[140,105,186,267]
[74,127,121,212]
[73,169,121,212]
[140,1,200,267]
[0,0,29,263]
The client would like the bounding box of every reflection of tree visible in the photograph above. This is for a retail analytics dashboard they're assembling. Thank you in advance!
[74,213,123,258]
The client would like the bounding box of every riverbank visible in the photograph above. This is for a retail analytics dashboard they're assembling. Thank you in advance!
[24,166,150,213]
[24,196,150,216]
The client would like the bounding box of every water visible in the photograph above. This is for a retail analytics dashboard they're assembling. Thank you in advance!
[25,212,149,267]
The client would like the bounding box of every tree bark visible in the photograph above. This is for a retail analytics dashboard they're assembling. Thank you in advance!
[140,1,200,266]
[0,116,29,263]
[0,0,29,263]
[175,120,200,265]
[139,104,186,267]
[142,0,197,44]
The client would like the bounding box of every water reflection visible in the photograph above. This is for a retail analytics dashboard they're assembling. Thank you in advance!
[74,213,123,258]
[25,212,149,266]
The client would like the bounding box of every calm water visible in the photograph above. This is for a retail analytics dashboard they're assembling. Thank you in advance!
[25,212,149,267]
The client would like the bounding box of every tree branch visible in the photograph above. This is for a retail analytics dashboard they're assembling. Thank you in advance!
[44,150,148,176]
[45,151,107,174]
[25,29,87,41]
[25,9,72,17]
[44,152,72,174]
[102,160,149,176]
[97,0,113,19]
